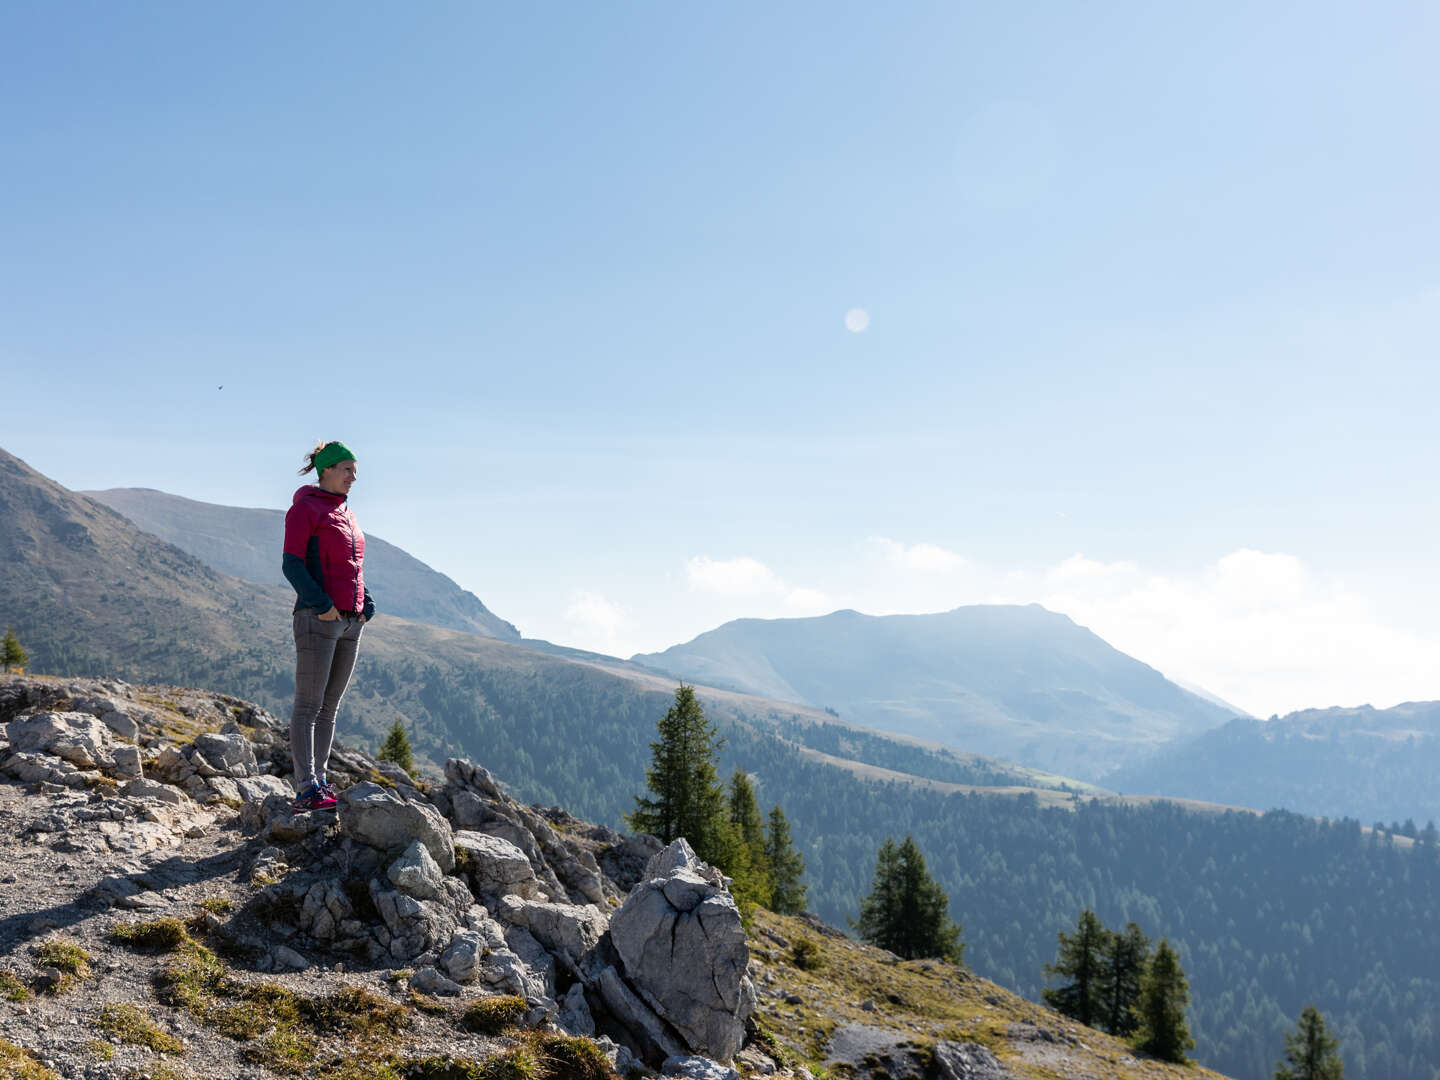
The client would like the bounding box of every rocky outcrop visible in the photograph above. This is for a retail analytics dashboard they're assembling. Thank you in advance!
[339,781,456,872]
[609,840,755,1064]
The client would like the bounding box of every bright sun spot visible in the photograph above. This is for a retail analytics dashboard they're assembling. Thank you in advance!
[844,307,870,333]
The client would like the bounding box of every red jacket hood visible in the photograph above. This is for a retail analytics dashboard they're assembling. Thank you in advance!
[292,484,347,507]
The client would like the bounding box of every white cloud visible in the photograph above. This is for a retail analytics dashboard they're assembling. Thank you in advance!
[686,555,785,596]
[563,591,626,654]
[844,308,870,333]
[783,587,835,614]
[871,537,967,572]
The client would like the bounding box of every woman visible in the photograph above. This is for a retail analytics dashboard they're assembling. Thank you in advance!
[282,440,375,812]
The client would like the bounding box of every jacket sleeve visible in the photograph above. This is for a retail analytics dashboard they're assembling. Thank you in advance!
[362,587,376,622]
[283,553,333,612]
[282,504,332,611]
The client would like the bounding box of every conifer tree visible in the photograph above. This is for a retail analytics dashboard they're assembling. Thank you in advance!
[853,835,963,962]
[627,685,729,866]
[377,718,414,774]
[1275,1005,1345,1080]
[1132,939,1193,1063]
[1103,922,1150,1037]
[726,770,773,908]
[1,630,28,674]
[1043,909,1111,1028]
[765,804,808,915]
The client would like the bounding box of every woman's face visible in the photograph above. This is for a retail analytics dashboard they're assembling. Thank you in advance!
[319,459,357,496]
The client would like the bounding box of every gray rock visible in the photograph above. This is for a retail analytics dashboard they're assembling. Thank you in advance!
[111,745,143,781]
[122,778,193,807]
[388,839,446,900]
[410,966,464,997]
[454,830,540,899]
[234,775,293,803]
[932,1041,1007,1080]
[272,945,311,971]
[663,1057,742,1080]
[340,782,454,871]
[611,841,754,1063]
[597,964,687,1062]
[5,712,114,770]
[193,731,259,777]
[557,982,595,1036]
[205,776,242,803]
[100,709,140,742]
[496,895,607,960]
[439,930,486,983]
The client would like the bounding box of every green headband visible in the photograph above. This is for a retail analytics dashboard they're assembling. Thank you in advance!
[312,441,356,477]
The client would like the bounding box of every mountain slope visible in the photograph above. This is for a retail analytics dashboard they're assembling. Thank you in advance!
[634,607,1238,780]
[1104,701,1440,825]
[84,486,520,641]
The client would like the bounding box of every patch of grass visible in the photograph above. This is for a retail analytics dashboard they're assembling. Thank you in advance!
[0,971,30,1002]
[472,1047,541,1080]
[112,917,194,952]
[86,1041,114,1060]
[460,995,528,1035]
[529,1034,614,1080]
[408,990,453,1016]
[97,1002,185,1054]
[198,897,234,915]
[35,939,90,976]
[790,937,824,971]
[0,1039,55,1080]
[242,1029,314,1074]
[34,939,91,993]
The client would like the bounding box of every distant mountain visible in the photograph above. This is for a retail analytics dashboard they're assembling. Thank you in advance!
[1104,701,1440,825]
[633,607,1238,781]
[84,487,520,641]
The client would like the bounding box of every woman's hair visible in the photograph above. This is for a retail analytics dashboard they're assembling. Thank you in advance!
[299,440,336,477]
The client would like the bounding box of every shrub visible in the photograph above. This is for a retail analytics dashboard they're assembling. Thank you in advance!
[790,937,824,971]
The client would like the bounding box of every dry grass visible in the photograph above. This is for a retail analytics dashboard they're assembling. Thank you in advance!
[0,1039,55,1080]
[460,994,528,1035]
[96,1002,185,1054]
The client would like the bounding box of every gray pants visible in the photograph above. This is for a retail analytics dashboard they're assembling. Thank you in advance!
[289,608,364,788]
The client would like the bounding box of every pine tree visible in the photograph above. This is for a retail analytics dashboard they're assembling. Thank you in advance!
[853,836,963,962]
[627,685,729,866]
[1,630,28,674]
[1132,939,1194,1063]
[765,804,808,915]
[1275,1005,1344,1080]
[377,719,414,774]
[1043,909,1111,1028]
[1103,922,1150,1037]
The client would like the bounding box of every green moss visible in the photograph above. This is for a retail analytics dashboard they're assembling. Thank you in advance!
[112,917,195,951]
[0,1039,55,1080]
[460,995,529,1035]
[97,1002,185,1054]
[0,971,30,1002]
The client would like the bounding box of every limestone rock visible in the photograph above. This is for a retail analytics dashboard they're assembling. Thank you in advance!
[454,830,541,899]
[5,712,115,771]
[411,966,464,997]
[664,1056,742,1080]
[611,840,755,1063]
[340,782,454,872]
[496,895,607,961]
[388,839,446,900]
[932,1041,1007,1080]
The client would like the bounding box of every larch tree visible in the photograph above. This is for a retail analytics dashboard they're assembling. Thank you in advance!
[1043,908,1111,1028]
[726,769,773,909]
[1275,1005,1345,1080]
[765,804,808,915]
[377,718,414,774]
[853,835,963,962]
[1103,921,1151,1037]
[1,630,28,674]
[1132,939,1194,1064]
[627,684,729,866]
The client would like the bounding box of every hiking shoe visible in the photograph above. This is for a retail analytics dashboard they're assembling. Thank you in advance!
[292,783,337,813]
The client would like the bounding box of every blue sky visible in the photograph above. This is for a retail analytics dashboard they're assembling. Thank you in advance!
[3,2,1437,716]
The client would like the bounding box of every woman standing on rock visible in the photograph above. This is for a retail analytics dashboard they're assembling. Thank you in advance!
[282,440,375,812]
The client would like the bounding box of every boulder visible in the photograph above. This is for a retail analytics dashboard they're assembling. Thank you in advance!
[411,967,464,997]
[496,895,607,961]
[388,839,446,901]
[664,1057,742,1080]
[5,712,114,771]
[192,732,259,777]
[610,840,754,1063]
[439,930,486,984]
[111,745,143,781]
[454,830,541,899]
[339,782,454,871]
[932,1041,1007,1080]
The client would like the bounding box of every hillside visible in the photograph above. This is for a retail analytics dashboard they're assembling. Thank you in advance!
[0,672,1227,1080]
[633,608,1238,781]
[1104,701,1440,826]
[6,447,1440,1079]
[84,486,521,641]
